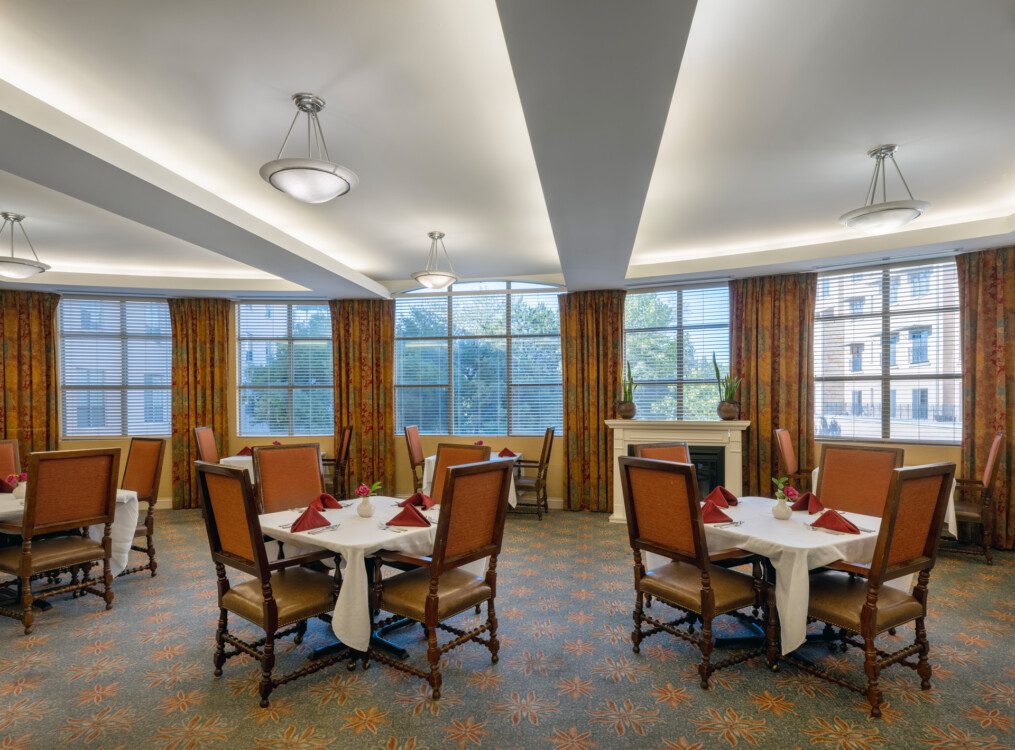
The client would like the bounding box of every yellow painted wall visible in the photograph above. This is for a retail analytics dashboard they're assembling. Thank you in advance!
[57,437,174,501]
[815,440,961,468]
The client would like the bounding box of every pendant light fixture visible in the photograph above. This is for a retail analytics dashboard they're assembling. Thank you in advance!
[411,231,458,290]
[839,144,930,235]
[259,92,358,204]
[0,213,49,279]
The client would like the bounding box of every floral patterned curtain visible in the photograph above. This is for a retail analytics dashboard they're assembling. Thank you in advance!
[731,274,816,496]
[957,247,1014,549]
[559,290,626,512]
[169,298,230,509]
[330,299,394,498]
[0,290,59,457]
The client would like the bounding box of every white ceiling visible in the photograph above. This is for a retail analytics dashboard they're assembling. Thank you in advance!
[0,0,1013,296]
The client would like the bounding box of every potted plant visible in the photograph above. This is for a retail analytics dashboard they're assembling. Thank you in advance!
[712,352,742,420]
[618,361,638,419]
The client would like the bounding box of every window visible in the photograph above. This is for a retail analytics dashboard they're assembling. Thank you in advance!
[58,298,171,437]
[849,343,864,373]
[813,261,960,442]
[394,282,563,435]
[624,286,731,420]
[237,303,333,436]
[910,327,930,364]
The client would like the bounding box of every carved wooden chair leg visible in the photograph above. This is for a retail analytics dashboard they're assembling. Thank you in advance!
[146,514,157,577]
[863,635,882,718]
[293,619,307,645]
[425,624,443,700]
[765,588,780,671]
[915,616,932,690]
[20,575,33,635]
[487,599,500,664]
[213,609,228,676]
[631,591,645,654]
[698,616,714,689]
[102,555,114,610]
[258,632,276,708]
[983,513,994,565]
[645,594,652,608]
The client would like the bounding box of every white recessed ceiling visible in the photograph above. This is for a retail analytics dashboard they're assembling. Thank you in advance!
[0,0,1013,297]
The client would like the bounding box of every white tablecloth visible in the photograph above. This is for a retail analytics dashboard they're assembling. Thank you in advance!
[646,496,894,655]
[811,467,958,536]
[0,489,139,576]
[422,454,519,507]
[260,496,486,652]
[220,455,254,479]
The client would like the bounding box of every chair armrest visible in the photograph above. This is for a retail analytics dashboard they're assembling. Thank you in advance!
[824,560,871,577]
[709,547,754,563]
[515,459,540,467]
[954,478,985,488]
[268,549,337,571]
[377,551,432,567]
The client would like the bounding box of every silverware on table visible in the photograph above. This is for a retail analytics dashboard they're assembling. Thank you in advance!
[378,523,406,533]
[712,520,744,528]
[306,524,338,535]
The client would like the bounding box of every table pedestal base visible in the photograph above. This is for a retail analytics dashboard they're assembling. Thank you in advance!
[308,614,410,661]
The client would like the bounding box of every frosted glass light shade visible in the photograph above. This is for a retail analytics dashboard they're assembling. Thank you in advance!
[260,158,359,204]
[839,200,930,235]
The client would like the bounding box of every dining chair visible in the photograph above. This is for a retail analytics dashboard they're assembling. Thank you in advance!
[194,426,220,464]
[632,441,691,463]
[430,443,492,504]
[815,444,904,517]
[513,427,555,519]
[369,459,513,699]
[773,428,812,490]
[119,437,166,577]
[619,456,775,688]
[331,426,353,496]
[404,425,425,493]
[0,448,120,634]
[797,462,955,717]
[947,431,1004,564]
[195,462,343,707]
[253,443,325,515]
[0,439,21,478]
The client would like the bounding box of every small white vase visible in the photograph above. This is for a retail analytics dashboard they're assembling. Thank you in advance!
[356,495,375,518]
[772,495,792,520]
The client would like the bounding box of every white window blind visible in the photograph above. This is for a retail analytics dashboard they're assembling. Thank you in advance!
[237,303,333,436]
[59,298,171,437]
[394,282,563,435]
[814,260,960,443]
[623,286,731,420]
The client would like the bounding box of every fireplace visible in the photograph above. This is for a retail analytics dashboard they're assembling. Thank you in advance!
[624,444,725,498]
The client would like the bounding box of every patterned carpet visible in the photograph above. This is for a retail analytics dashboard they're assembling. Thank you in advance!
[0,509,1012,750]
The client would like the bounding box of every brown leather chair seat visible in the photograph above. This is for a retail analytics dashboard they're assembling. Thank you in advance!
[380,566,492,622]
[953,501,982,522]
[0,536,104,575]
[515,476,537,491]
[808,571,924,632]
[638,560,757,614]
[222,567,336,629]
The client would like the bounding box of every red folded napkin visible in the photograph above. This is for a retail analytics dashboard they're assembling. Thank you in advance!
[309,493,342,511]
[271,440,282,446]
[811,509,860,534]
[701,500,733,524]
[703,486,730,508]
[0,477,16,493]
[290,506,330,532]
[712,486,738,506]
[237,446,253,456]
[399,492,436,510]
[791,491,824,515]
[498,447,517,458]
[387,504,431,527]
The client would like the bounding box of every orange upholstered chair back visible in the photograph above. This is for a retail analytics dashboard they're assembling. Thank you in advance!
[816,444,904,517]
[432,443,492,504]
[196,462,266,577]
[194,426,220,464]
[0,439,20,478]
[619,457,705,565]
[121,437,166,502]
[870,463,954,583]
[633,442,691,463]
[254,444,324,514]
[774,429,798,475]
[25,449,119,536]
[404,425,424,467]
[433,460,512,572]
[982,432,1004,490]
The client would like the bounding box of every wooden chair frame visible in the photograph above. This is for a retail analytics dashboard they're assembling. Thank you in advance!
[120,437,166,578]
[619,457,775,688]
[790,462,955,717]
[323,426,353,497]
[945,431,1003,564]
[0,439,21,477]
[815,443,905,515]
[404,425,426,493]
[0,448,120,634]
[252,443,325,515]
[196,462,344,707]
[773,428,812,490]
[512,427,555,519]
[431,443,492,503]
[369,459,512,699]
[632,441,691,462]
[193,426,220,463]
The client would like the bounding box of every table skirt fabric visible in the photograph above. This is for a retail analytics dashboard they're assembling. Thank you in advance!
[260,496,486,652]
[422,454,519,507]
[0,489,139,577]
[220,455,254,479]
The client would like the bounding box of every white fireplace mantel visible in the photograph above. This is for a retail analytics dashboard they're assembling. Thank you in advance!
[606,419,751,523]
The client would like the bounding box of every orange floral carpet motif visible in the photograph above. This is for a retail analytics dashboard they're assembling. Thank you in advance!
[0,510,1011,749]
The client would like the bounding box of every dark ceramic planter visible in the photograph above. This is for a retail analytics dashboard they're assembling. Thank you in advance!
[618,401,637,419]
[717,400,740,420]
